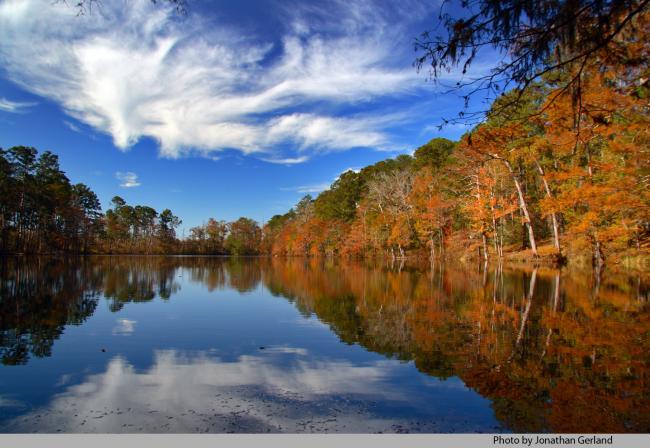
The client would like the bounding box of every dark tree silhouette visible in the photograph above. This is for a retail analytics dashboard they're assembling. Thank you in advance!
[415,0,650,124]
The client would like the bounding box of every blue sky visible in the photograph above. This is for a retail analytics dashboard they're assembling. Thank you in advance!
[0,0,481,235]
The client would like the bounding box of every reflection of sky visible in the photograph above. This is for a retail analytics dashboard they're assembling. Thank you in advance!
[0,396,24,409]
[1,349,498,433]
[112,319,137,336]
[0,266,502,433]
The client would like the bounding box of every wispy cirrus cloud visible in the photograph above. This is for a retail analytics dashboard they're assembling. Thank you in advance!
[283,183,331,194]
[261,156,311,165]
[115,171,140,188]
[0,0,434,162]
[0,97,36,113]
[282,167,362,195]
[63,120,81,133]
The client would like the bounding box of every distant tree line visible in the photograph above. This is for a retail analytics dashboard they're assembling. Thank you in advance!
[0,146,263,256]
[185,217,261,256]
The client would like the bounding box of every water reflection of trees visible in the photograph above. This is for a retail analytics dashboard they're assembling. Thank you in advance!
[0,257,103,365]
[0,256,264,365]
[261,259,649,433]
[101,257,180,311]
[0,256,647,431]
[185,257,262,293]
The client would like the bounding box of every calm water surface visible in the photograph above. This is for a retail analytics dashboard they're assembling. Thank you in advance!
[0,256,647,433]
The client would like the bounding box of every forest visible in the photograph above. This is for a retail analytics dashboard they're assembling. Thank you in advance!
[262,67,649,268]
[0,2,648,269]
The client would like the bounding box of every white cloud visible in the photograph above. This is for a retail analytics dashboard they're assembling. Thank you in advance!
[0,0,428,160]
[262,346,309,355]
[63,120,82,133]
[266,114,389,152]
[261,156,310,165]
[0,97,36,113]
[112,318,137,335]
[283,166,362,195]
[293,183,330,194]
[115,172,141,188]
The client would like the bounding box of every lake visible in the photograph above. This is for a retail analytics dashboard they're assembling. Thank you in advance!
[0,256,647,433]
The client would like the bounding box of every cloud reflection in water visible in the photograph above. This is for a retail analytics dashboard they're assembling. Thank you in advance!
[2,349,493,433]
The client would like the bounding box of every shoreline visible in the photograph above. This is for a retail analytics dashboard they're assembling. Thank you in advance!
[1,250,647,275]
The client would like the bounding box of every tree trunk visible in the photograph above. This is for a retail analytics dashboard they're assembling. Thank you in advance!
[509,269,537,362]
[593,236,605,270]
[541,272,560,360]
[502,159,538,256]
[497,219,504,258]
[398,244,405,259]
[534,160,560,252]
[475,173,490,262]
[489,187,500,257]
[491,213,499,256]
[482,232,489,262]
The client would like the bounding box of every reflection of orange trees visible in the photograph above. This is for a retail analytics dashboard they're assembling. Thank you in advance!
[261,260,649,432]
[540,272,650,432]
[1,257,647,431]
